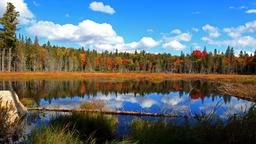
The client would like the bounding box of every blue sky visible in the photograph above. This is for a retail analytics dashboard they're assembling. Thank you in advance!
[1,0,256,55]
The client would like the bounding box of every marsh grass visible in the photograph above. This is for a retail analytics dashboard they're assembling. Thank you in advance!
[130,106,256,144]
[49,112,118,143]
[27,112,135,144]
[26,126,85,144]
[20,98,34,107]
[80,101,106,110]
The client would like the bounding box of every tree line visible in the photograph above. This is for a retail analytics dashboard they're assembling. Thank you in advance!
[0,3,256,74]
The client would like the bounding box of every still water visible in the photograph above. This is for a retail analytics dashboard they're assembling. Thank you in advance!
[0,80,254,135]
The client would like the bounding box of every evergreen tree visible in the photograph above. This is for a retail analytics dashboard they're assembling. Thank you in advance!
[0,2,19,71]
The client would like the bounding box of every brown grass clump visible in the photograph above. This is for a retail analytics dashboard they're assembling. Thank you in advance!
[80,101,106,110]
[20,98,33,107]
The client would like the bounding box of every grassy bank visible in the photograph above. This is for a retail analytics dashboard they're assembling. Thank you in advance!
[26,106,256,144]
[130,106,256,144]
[26,113,131,144]
[0,72,255,83]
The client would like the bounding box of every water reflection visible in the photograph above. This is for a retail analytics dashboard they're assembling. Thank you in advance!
[0,80,254,118]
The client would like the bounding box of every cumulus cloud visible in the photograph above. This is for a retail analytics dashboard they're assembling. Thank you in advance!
[202,24,221,38]
[26,19,158,52]
[162,40,186,50]
[126,37,159,50]
[89,1,115,15]
[0,0,34,24]
[202,20,256,49]
[162,30,192,50]
[224,20,256,38]
[203,36,256,48]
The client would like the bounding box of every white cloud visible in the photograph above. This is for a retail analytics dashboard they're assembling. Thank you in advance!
[0,0,34,24]
[202,36,256,48]
[27,19,158,52]
[162,30,192,50]
[246,9,256,14]
[224,20,256,38]
[176,33,192,42]
[201,20,256,51]
[171,29,182,34]
[89,1,115,15]
[162,40,186,50]
[126,37,159,50]
[202,24,221,38]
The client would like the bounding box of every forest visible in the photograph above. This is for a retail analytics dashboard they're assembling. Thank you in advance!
[0,3,256,74]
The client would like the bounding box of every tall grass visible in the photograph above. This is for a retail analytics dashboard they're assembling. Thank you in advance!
[130,106,256,144]
[50,112,118,143]
[27,112,135,144]
[80,101,106,110]
[26,126,86,144]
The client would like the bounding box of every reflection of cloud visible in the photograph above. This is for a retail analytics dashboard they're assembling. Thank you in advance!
[40,92,254,120]
[105,101,123,109]
[198,99,253,119]
[161,96,183,106]
[141,99,156,108]
[160,95,189,114]
[91,93,157,109]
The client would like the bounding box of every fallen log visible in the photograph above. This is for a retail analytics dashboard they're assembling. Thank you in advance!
[28,108,179,118]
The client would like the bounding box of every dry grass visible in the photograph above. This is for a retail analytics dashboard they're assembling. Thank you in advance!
[0,72,255,83]
[20,98,34,107]
[217,83,256,101]
[80,101,106,110]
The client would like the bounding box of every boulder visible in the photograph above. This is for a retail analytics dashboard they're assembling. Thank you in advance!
[0,91,27,123]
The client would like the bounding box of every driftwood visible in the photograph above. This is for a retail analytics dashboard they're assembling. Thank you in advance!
[28,108,179,118]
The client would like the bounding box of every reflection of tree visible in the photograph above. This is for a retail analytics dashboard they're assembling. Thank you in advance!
[0,80,232,104]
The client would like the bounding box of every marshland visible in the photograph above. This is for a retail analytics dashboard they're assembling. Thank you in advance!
[1,0,256,144]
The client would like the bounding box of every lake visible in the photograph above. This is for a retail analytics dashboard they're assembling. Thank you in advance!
[0,79,254,136]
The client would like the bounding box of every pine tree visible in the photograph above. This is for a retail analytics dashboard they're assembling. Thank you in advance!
[0,2,19,71]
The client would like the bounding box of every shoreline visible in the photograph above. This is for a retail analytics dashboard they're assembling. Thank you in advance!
[0,72,255,81]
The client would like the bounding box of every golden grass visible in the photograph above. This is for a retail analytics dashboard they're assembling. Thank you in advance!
[80,101,106,110]
[0,72,255,83]
[20,98,33,107]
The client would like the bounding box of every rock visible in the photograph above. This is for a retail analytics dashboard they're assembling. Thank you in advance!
[0,91,27,123]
